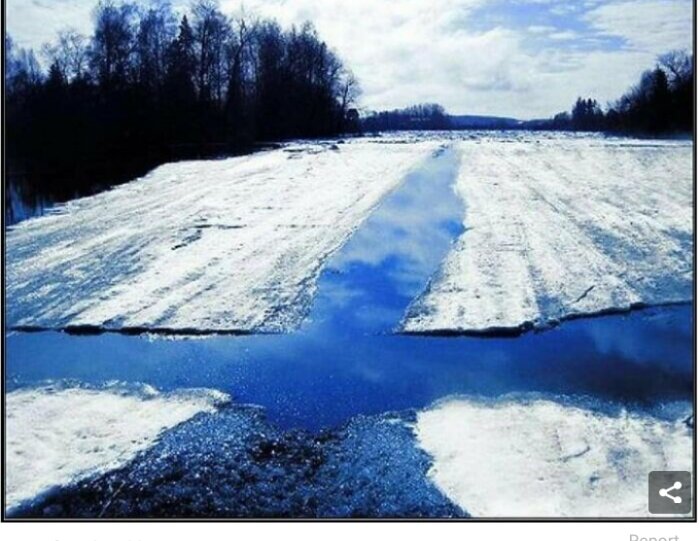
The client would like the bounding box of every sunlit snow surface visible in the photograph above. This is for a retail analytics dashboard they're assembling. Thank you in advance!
[403,135,693,333]
[5,382,228,511]
[6,140,436,333]
[415,396,693,517]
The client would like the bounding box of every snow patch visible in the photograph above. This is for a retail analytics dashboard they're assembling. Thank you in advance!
[415,397,693,517]
[5,382,229,511]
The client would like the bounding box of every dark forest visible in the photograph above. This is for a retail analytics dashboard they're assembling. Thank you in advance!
[4,1,693,223]
[5,0,360,219]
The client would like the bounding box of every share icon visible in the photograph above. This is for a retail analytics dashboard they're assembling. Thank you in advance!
[658,481,683,504]
[649,472,691,514]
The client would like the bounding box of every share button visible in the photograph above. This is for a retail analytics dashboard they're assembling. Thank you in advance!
[649,471,692,515]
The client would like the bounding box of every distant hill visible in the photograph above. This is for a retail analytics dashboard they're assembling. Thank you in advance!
[449,115,524,129]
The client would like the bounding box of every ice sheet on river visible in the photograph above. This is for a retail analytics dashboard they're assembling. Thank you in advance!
[415,396,693,517]
[403,136,693,334]
[7,141,435,333]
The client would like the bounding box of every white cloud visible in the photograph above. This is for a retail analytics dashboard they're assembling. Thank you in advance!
[230,0,550,115]
[527,25,557,34]
[6,0,695,118]
[549,3,580,17]
[7,0,95,49]
[227,0,694,116]
[586,0,693,52]
[549,30,580,41]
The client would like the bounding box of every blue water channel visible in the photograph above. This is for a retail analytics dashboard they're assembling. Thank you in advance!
[5,145,694,430]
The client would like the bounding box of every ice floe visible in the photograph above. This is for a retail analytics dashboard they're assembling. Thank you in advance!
[402,136,693,334]
[5,382,228,511]
[415,396,693,517]
[6,140,436,333]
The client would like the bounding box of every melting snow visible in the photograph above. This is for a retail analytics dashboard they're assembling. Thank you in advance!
[415,397,693,517]
[5,382,229,511]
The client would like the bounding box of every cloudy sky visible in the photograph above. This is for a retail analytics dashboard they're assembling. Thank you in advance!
[6,0,694,118]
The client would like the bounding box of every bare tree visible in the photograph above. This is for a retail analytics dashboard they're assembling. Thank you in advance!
[135,1,177,90]
[41,29,89,82]
[191,0,232,103]
[658,50,693,89]
[89,0,139,90]
[6,37,43,96]
[339,69,360,115]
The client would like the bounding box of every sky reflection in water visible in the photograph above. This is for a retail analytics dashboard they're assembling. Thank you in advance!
[5,147,693,430]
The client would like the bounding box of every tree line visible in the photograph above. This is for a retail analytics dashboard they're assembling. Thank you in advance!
[361,103,451,131]
[5,0,360,208]
[362,50,692,136]
[536,50,693,134]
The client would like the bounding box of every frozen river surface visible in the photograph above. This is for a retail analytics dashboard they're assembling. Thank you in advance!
[4,132,694,518]
[7,133,692,335]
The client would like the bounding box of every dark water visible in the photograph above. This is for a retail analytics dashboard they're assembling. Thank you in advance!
[5,146,694,430]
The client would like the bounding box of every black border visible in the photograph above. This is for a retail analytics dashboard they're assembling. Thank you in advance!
[0,0,697,523]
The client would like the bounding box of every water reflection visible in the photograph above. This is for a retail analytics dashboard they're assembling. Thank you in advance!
[5,305,692,430]
[5,146,693,430]
[302,145,464,335]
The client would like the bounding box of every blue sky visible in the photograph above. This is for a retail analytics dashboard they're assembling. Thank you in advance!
[6,0,694,118]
